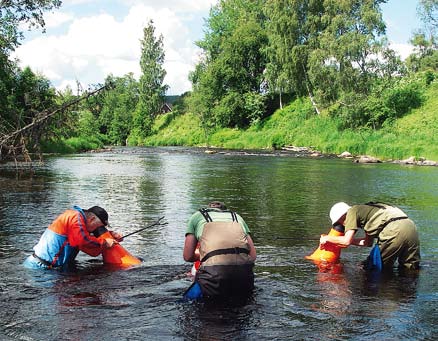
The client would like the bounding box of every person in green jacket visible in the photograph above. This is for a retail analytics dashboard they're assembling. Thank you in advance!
[320,202,420,271]
[183,201,256,298]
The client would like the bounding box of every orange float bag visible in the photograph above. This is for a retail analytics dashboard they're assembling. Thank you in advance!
[94,227,142,266]
[190,243,201,276]
[305,225,345,263]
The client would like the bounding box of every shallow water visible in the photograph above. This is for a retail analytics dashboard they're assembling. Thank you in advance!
[0,147,436,340]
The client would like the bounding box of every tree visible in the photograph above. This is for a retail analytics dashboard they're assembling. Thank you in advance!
[405,1,438,72]
[99,74,139,145]
[264,0,325,112]
[0,53,18,130]
[418,0,438,38]
[0,67,59,159]
[131,20,168,142]
[190,0,268,129]
[264,0,389,113]
[0,0,61,55]
[0,0,63,160]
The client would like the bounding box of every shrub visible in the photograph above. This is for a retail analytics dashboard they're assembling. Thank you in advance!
[383,82,424,119]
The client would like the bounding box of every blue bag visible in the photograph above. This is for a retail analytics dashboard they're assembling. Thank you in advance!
[183,281,203,300]
[366,244,383,271]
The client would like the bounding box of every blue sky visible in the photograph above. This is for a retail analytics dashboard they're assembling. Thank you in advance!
[13,0,423,95]
[382,0,422,44]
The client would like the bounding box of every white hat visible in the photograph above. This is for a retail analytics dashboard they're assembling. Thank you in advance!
[329,202,351,225]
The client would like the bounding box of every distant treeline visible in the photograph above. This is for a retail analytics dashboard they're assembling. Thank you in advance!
[1,0,438,161]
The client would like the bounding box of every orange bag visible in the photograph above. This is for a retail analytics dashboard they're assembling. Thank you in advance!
[305,227,344,263]
[96,229,142,266]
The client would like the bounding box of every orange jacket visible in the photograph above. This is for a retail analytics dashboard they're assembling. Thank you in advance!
[48,208,104,256]
[32,206,105,267]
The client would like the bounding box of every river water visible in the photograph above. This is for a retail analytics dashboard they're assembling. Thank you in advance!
[0,147,436,340]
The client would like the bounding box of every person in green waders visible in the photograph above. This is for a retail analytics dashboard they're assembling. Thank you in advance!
[320,202,421,272]
[183,201,256,299]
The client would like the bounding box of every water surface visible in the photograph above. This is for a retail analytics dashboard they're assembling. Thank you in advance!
[0,147,436,340]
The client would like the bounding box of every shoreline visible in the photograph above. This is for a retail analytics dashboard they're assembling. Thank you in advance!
[2,145,437,168]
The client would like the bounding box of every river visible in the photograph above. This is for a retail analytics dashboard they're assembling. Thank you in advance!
[0,147,436,340]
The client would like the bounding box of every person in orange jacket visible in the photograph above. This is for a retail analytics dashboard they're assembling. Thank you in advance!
[23,205,122,269]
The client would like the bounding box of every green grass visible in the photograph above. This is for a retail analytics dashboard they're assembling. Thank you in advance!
[142,82,438,161]
[144,112,206,146]
[41,136,104,154]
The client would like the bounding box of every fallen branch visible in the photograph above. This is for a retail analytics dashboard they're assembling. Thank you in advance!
[0,84,110,164]
[0,85,108,147]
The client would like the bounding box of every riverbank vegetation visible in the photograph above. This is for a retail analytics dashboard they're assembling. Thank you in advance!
[145,77,438,161]
[2,0,438,162]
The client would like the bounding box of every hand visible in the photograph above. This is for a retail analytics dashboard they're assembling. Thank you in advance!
[110,231,123,242]
[320,234,328,245]
[103,238,118,248]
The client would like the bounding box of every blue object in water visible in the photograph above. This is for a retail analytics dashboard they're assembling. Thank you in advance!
[183,282,203,300]
[366,244,383,271]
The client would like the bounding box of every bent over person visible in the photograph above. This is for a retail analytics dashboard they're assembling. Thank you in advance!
[320,202,420,271]
[183,201,256,299]
[24,206,121,269]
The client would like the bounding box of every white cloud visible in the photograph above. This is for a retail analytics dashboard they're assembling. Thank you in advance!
[43,11,75,28]
[119,0,216,12]
[13,1,218,95]
[62,0,95,5]
[390,43,415,60]
[16,0,414,96]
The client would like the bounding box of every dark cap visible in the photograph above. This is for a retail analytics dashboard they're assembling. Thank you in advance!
[87,206,109,226]
[208,201,227,210]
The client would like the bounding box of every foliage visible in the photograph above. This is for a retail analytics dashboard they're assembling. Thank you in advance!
[0,0,61,55]
[418,0,438,37]
[143,80,438,161]
[406,33,438,72]
[264,0,322,98]
[41,136,104,154]
[99,74,138,145]
[330,75,426,129]
[264,0,390,115]
[3,0,438,163]
[143,112,205,146]
[190,0,268,131]
[131,20,168,141]
[0,65,57,154]
[77,110,101,140]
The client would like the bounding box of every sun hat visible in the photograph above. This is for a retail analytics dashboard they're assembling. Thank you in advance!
[329,202,351,225]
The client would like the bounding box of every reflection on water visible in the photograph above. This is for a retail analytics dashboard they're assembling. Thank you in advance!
[0,147,437,340]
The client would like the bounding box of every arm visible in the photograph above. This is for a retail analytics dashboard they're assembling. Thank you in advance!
[320,229,356,248]
[70,215,119,254]
[68,214,105,256]
[110,230,123,241]
[247,235,256,262]
[183,234,199,262]
[352,233,374,247]
[236,214,256,261]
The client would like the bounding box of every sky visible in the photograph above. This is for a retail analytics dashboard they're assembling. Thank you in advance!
[12,0,423,96]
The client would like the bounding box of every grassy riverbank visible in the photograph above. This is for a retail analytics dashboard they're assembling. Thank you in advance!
[143,82,438,161]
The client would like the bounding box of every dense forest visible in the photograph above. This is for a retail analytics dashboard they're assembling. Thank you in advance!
[1,0,438,162]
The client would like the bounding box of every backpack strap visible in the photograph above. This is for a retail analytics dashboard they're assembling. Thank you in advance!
[379,216,408,229]
[231,211,238,222]
[198,209,246,263]
[199,208,238,222]
[365,202,388,209]
[201,247,250,263]
[199,208,213,222]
